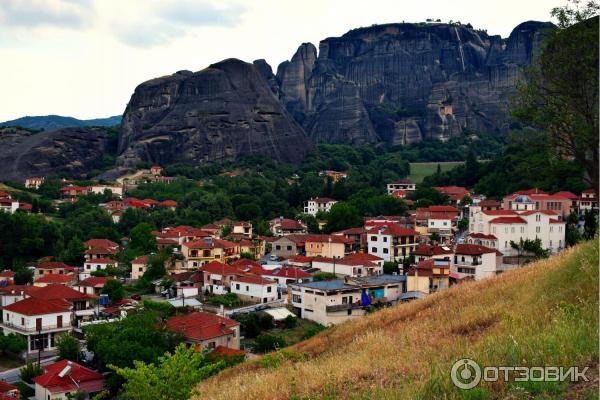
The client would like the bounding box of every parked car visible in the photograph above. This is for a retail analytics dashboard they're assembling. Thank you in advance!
[269,254,277,261]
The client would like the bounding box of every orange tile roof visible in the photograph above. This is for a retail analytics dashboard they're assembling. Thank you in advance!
[166,312,239,342]
[4,297,70,316]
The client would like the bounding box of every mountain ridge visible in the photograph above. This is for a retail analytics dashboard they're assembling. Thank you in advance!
[0,114,122,131]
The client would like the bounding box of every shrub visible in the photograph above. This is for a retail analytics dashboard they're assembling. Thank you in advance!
[301,324,326,340]
[20,362,44,383]
[254,334,286,353]
[283,315,297,329]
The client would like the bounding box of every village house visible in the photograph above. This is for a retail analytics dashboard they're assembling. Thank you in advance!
[405,259,451,298]
[452,244,502,281]
[312,253,384,277]
[412,244,454,263]
[304,235,354,258]
[88,184,123,198]
[59,185,88,201]
[130,255,149,280]
[269,218,308,236]
[33,359,104,400]
[366,224,420,262]
[433,186,471,205]
[34,262,77,278]
[166,312,240,350]
[304,197,337,216]
[0,271,15,286]
[261,266,312,288]
[465,233,498,249]
[74,277,110,295]
[469,208,566,255]
[0,380,20,399]
[84,239,119,261]
[285,255,314,268]
[386,179,416,194]
[230,276,278,303]
[290,275,406,326]
[81,258,116,279]
[231,221,253,239]
[198,261,242,294]
[181,238,240,268]
[332,227,366,251]
[33,274,75,287]
[415,205,460,240]
[0,192,19,214]
[0,285,41,322]
[25,176,45,189]
[579,188,598,214]
[155,225,211,246]
[237,239,265,260]
[502,189,574,218]
[271,235,306,258]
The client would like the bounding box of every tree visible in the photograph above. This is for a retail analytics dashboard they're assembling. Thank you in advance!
[142,252,168,281]
[312,272,337,281]
[239,252,255,261]
[20,361,44,383]
[464,148,480,187]
[565,212,582,246]
[84,313,181,369]
[101,279,124,302]
[283,315,297,329]
[583,210,597,239]
[429,232,441,243]
[112,343,225,400]
[62,237,85,266]
[13,267,33,285]
[513,3,599,193]
[0,333,26,355]
[56,334,83,362]
[457,218,470,232]
[129,223,157,255]
[324,202,361,233]
[254,334,286,353]
[383,261,399,275]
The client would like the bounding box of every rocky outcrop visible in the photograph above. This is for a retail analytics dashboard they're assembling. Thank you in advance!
[276,21,555,144]
[0,127,113,181]
[118,59,312,168]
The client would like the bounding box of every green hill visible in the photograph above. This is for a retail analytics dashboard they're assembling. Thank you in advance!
[195,241,598,399]
[0,114,121,131]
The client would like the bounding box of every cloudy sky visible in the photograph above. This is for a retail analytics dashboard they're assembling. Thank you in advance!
[0,0,563,122]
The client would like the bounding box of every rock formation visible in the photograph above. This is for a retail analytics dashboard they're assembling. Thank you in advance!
[275,21,555,144]
[0,127,113,181]
[118,59,312,168]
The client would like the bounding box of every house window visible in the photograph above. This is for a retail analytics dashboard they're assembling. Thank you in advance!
[536,227,540,233]
[21,317,24,326]
[292,294,301,303]
[383,248,389,254]
[287,246,292,251]
[371,247,377,253]
[370,236,376,241]
[267,286,272,293]
[275,245,281,251]
[235,284,240,290]
[383,237,387,242]
[246,286,249,292]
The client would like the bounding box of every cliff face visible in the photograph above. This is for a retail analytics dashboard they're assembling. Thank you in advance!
[0,127,113,181]
[276,21,555,144]
[118,59,312,168]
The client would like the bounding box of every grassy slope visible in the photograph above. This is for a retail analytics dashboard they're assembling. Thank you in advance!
[409,161,464,183]
[195,241,598,399]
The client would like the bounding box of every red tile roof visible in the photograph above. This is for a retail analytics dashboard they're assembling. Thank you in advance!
[37,262,75,270]
[33,360,104,394]
[166,312,238,342]
[304,235,354,244]
[286,255,314,263]
[518,210,558,216]
[271,218,306,230]
[412,244,454,256]
[342,252,383,262]
[0,380,17,394]
[0,271,15,278]
[84,246,117,255]
[478,199,501,207]
[455,244,497,255]
[160,200,177,207]
[184,238,238,249]
[35,274,74,284]
[482,210,518,216]
[30,284,96,301]
[378,224,419,236]
[332,227,366,235]
[468,233,498,240]
[77,277,110,287]
[84,239,118,248]
[233,276,275,285]
[427,205,460,212]
[0,285,41,296]
[553,191,579,200]
[131,255,149,265]
[211,345,246,357]
[263,267,311,279]
[312,197,336,204]
[4,297,70,316]
[489,217,527,224]
[199,261,240,276]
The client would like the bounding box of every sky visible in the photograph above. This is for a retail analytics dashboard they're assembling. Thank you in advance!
[0,0,564,122]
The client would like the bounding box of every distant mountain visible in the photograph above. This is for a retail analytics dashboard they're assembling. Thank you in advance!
[0,114,121,131]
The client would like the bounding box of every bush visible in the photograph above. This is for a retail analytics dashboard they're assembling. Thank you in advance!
[56,334,83,362]
[0,333,27,355]
[207,293,242,308]
[283,315,297,329]
[142,299,174,317]
[20,361,44,383]
[254,334,286,353]
[258,314,274,330]
[312,272,337,282]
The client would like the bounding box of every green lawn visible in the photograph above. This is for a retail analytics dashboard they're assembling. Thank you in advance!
[409,161,463,183]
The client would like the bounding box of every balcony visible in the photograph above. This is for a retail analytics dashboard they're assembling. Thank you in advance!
[2,321,71,334]
[325,301,363,313]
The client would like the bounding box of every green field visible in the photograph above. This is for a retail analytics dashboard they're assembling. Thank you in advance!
[409,161,463,183]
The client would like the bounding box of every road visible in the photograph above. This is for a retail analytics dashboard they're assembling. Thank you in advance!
[0,356,57,384]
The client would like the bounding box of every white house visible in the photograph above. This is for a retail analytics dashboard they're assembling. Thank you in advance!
[386,179,416,194]
[89,184,123,198]
[452,244,501,280]
[230,276,277,303]
[81,258,116,279]
[25,177,45,189]
[312,255,383,277]
[2,297,72,354]
[33,359,104,400]
[469,208,566,255]
[367,224,419,262]
[427,215,453,240]
[0,192,19,214]
[304,197,337,216]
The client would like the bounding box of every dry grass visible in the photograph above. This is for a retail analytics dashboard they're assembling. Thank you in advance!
[194,241,599,399]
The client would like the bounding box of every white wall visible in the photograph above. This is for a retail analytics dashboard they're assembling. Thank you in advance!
[231,281,277,303]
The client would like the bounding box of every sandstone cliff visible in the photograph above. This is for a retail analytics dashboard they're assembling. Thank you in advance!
[276,21,554,144]
[118,59,312,168]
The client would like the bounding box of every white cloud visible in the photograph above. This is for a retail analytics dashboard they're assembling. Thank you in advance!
[0,0,94,28]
